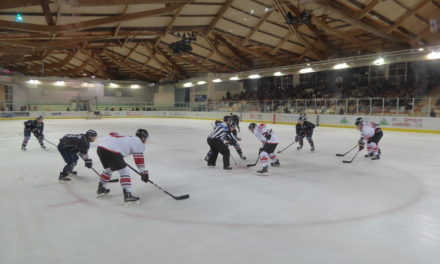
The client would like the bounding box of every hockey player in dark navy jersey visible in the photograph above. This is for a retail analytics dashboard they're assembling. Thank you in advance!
[21,115,45,150]
[295,116,316,151]
[57,130,97,182]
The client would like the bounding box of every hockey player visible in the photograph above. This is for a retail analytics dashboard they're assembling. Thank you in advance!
[228,124,246,160]
[230,113,240,132]
[57,130,97,182]
[248,123,280,176]
[21,115,46,150]
[96,129,149,205]
[355,117,383,160]
[206,117,232,170]
[295,116,316,151]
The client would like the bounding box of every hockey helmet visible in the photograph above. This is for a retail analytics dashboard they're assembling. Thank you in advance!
[85,129,98,139]
[355,117,364,126]
[36,115,43,121]
[223,115,232,123]
[298,116,306,123]
[214,120,222,126]
[248,123,257,130]
[135,128,149,140]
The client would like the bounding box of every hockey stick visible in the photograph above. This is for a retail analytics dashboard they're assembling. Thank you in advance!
[44,138,57,147]
[230,154,238,165]
[91,168,119,183]
[342,150,361,163]
[336,145,357,157]
[246,156,259,167]
[126,163,190,200]
[277,141,297,153]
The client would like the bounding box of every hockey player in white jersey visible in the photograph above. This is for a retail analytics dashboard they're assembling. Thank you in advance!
[248,123,280,176]
[355,117,383,160]
[96,129,149,205]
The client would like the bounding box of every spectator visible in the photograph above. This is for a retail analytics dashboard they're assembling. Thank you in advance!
[430,109,437,117]
[66,107,70,111]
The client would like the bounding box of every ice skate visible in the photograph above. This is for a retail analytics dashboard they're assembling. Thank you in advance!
[239,154,246,160]
[256,166,269,176]
[270,160,280,167]
[310,146,315,151]
[96,182,110,197]
[123,189,140,206]
[58,172,71,183]
[297,145,303,150]
[223,166,232,170]
[371,154,380,160]
[365,152,374,157]
[69,171,78,175]
[21,146,26,151]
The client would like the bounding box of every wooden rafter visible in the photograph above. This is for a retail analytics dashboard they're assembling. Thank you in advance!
[104,52,160,81]
[141,42,176,78]
[203,34,243,71]
[25,52,77,73]
[0,2,188,34]
[241,10,272,47]
[358,0,379,19]
[114,4,129,38]
[271,32,292,55]
[153,5,185,48]
[40,0,55,26]
[44,59,90,77]
[312,15,379,52]
[273,0,326,60]
[206,0,234,35]
[155,45,189,78]
[387,0,431,33]
[122,42,141,63]
[284,3,335,54]
[315,0,408,44]
[0,0,192,10]
[213,34,252,66]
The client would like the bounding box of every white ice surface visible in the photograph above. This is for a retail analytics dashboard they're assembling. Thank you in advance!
[0,118,439,264]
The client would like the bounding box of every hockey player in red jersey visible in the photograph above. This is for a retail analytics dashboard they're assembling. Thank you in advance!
[96,129,149,205]
[248,123,280,176]
[355,117,383,160]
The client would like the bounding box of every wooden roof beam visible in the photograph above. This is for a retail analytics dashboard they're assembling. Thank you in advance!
[273,0,326,60]
[284,3,335,55]
[40,0,55,26]
[212,34,253,66]
[0,0,192,10]
[44,59,90,77]
[104,54,159,81]
[114,4,129,38]
[315,0,408,44]
[241,10,272,46]
[206,0,234,35]
[203,35,243,71]
[387,0,431,33]
[312,15,380,52]
[358,0,379,19]
[155,45,189,78]
[153,5,185,48]
[0,2,188,34]
[141,42,176,77]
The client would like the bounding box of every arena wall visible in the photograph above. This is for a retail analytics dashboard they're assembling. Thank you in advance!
[1,110,439,134]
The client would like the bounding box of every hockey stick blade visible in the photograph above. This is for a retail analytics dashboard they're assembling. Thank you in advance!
[342,160,353,163]
[246,163,257,167]
[174,194,190,200]
[335,154,345,156]
[109,179,119,183]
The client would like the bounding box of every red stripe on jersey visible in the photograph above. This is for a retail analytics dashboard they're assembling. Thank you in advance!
[120,177,131,183]
[109,132,125,138]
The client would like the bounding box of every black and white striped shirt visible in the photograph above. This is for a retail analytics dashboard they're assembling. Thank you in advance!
[208,123,228,140]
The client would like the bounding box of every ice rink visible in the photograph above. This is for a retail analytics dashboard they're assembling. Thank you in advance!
[1,117,439,264]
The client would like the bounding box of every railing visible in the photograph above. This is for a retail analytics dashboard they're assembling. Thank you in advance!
[15,97,440,117]
[201,97,440,117]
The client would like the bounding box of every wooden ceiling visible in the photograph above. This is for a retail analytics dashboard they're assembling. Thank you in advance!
[0,0,439,82]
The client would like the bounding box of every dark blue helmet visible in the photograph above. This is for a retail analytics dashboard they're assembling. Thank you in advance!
[248,123,257,130]
[136,129,149,139]
[355,117,364,126]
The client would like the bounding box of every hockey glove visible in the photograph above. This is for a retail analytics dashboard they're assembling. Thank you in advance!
[141,170,149,183]
[223,140,230,146]
[295,135,301,142]
[358,141,365,151]
[264,133,271,140]
[85,159,93,169]
[258,147,263,154]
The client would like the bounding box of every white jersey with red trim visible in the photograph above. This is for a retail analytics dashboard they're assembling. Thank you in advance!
[360,122,380,142]
[254,124,279,144]
[98,132,146,171]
